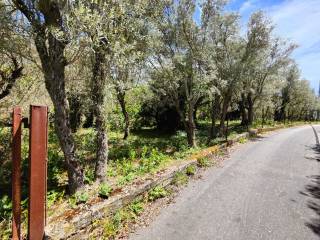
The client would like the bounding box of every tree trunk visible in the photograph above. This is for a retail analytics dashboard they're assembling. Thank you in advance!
[240,93,248,126]
[193,97,204,129]
[116,90,130,140]
[68,93,83,132]
[187,101,196,147]
[13,0,85,193]
[247,92,254,126]
[92,47,108,183]
[208,96,220,142]
[261,107,265,128]
[219,97,230,136]
[193,105,199,128]
[35,33,84,193]
[175,100,196,148]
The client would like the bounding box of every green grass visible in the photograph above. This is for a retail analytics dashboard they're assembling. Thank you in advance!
[99,183,113,199]
[186,165,197,176]
[197,156,211,168]
[148,186,169,201]
[92,198,146,239]
[172,172,189,186]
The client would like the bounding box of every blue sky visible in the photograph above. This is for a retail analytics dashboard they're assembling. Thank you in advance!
[197,0,320,91]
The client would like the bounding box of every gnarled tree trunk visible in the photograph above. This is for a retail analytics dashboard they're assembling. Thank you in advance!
[208,96,220,142]
[116,90,130,140]
[175,99,196,148]
[247,92,254,126]
[240,93,248,126]
[219,95,231,137]
[36,33,84,193]
[14,0,85,194]
[186,101,196,147]
[91,46,109,183]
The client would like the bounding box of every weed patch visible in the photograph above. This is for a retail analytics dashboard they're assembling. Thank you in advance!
[148,186,168,201]
[172,172,188,186]
[197,156,211,168]
[186,165,197,176]
[99,184,113,199]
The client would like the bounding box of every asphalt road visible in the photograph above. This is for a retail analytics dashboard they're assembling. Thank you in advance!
[130,125,320,240]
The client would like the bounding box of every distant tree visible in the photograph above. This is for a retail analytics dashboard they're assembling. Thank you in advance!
[149,0,213,147]
[239,12,296,126]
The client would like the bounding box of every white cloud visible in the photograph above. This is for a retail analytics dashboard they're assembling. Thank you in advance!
[265,0,320,90]
[239,0,258,14]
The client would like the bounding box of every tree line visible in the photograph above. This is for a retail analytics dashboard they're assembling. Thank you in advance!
[1,0,319,193]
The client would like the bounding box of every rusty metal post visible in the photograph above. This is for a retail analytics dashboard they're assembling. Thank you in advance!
[12,107,22,240]
[28,105,48,240]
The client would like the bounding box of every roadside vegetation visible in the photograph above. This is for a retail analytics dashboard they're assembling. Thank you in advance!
[1,0,320,238]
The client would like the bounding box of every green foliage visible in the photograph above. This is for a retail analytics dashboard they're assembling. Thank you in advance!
[128,200,144,216]
[100,198,145,238]
[101,218,118,238]
[138,148,168,174]
[117,172,136,186]
[98,183,113,199]
[47,190,65,208]
[186,165,197,176]
[0,195,12,220]
[84,167,95,185]
[238,137,248,144]
[172,172,189,186]
[197,156,211,168]
[69,191,89,206]
[148,186,168,201]
[0,127,11,194]
[0,220,11,240]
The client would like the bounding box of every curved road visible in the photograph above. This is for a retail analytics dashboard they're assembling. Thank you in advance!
[130,125,320,240]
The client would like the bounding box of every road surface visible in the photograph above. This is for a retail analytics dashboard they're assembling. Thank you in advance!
[130,125,320,240]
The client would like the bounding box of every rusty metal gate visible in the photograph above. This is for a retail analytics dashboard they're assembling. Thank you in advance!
[10,105,48,240]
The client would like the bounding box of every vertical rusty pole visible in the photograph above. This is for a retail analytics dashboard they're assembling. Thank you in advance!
[28,105,48,240]
[12,107,22,240]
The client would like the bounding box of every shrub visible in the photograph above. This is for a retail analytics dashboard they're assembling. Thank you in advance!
[172,172,188,186]
[99,183,113,199]
[238,137,247,144]
[0,195,12,220]
[84,167,95,184]
[47,190,65,208]
[75,191,89,204]
[129,200,144,216]
[186,165,196,176]
[197,156,210,168]
[148,186,168,201]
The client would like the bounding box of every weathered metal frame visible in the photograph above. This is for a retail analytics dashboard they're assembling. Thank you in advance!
[12,107,22,240]
[10,105,48,239]
[28,105,48,240]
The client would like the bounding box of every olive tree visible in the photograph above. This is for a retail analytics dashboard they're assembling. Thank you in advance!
[149,0,213,147]
[239,12,296,126]
[11,0,84,193]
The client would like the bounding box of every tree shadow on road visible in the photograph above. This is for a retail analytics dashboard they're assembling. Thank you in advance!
[301,144,320,236]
